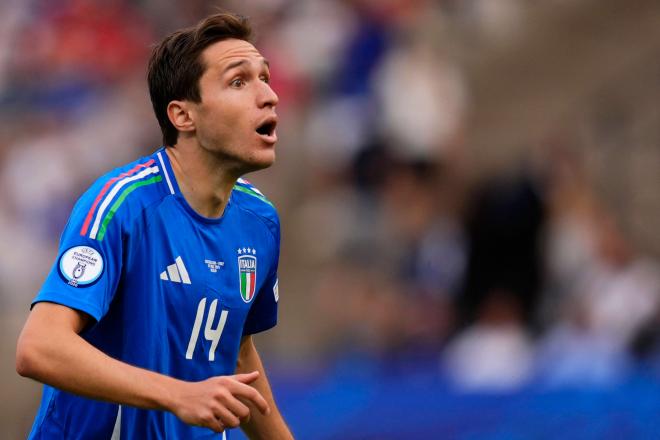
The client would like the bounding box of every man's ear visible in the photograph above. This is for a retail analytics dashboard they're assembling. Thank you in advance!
[167,100,195,134]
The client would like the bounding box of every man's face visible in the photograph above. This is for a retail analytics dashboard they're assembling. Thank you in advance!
[191,38,279,174]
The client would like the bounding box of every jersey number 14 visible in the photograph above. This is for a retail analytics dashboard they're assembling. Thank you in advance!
[185,297,228,361]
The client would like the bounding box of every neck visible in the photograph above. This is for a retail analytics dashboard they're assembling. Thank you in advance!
[165,142,237,219]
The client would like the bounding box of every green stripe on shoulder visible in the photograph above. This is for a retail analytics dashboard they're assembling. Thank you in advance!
[96,175,163,241]
[233,184,274,207]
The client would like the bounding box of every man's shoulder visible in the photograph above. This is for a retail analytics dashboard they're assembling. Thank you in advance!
[231,178,280,238]
[74,149,171,241]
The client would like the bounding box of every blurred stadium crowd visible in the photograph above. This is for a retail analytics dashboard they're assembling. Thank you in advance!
[1,0,659,437]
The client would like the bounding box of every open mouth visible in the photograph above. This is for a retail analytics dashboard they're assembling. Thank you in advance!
[255,117,278,142]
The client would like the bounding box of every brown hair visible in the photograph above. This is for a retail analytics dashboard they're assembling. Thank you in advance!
[148,13,253,146]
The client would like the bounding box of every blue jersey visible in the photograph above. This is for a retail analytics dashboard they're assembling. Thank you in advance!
[28,147,280,439]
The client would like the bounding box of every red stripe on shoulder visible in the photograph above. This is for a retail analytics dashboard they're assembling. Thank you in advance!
[79,159,155,236]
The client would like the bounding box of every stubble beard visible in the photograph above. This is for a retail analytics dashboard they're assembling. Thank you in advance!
[202,140,275,179]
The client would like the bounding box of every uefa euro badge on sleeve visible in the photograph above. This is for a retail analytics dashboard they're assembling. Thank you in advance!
[58,246,104,287]
[237,247,257,303]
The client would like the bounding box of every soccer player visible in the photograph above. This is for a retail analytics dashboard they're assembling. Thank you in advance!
[16,12,293,439]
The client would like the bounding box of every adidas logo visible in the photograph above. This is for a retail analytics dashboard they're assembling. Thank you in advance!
[160,256,191,284]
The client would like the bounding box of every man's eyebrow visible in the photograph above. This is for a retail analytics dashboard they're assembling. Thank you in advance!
[222,58,270,73]
[223,59,247,72]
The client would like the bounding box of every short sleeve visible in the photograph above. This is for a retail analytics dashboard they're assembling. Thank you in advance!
[32,183,124,322]
[243,220,280,335]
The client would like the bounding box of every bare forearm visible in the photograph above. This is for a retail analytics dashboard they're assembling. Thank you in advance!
[17,303,272,432]
[16,303,178,412]
[237,336,292,440]
[17,315,178,411]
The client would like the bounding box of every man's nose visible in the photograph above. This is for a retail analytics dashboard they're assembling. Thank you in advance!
[258,82,279,108]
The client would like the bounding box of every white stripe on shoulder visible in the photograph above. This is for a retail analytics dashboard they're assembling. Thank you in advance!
[157,151,175,195]
[89,166,159,239]
[236,178,264,196]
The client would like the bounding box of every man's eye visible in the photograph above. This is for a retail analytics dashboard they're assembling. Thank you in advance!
[260,75,270,84]
[230,78,245,87]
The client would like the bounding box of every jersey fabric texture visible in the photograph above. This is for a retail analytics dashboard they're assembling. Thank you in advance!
[28,147,280,439]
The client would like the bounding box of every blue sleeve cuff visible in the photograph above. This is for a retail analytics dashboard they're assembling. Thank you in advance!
[31,292,104,322]
[242,314,277,335]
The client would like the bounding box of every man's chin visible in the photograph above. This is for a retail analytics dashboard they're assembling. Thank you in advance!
[238,152,275,174]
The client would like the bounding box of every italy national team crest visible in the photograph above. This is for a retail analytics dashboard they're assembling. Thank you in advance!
[237,248,257,303]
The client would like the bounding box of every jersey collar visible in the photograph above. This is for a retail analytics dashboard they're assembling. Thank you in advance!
[155,146,232,224]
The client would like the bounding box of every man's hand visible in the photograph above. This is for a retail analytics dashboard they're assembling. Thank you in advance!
[169,371,271,433]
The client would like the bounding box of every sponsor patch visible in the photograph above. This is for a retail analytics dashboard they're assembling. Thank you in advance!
[273,279,279,303]
[59,245,104,287]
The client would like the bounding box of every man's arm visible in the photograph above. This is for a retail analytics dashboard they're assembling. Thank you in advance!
[237,335,293,439]
[16,302,270,433]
